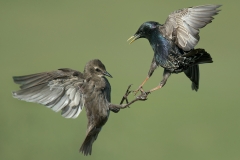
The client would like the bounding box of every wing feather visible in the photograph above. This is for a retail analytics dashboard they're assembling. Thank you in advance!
[12,69,85,119]
[72,106,82,119]
[159,4,221,51]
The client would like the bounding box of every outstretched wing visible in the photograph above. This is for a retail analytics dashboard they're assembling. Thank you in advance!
[159,5,221,51]
[12,68,85,119]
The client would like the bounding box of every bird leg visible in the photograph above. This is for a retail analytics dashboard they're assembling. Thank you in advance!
[144,85,162,95]
[145,69,171,94]
[134,58,158,95]
[133,77,149,95]
[109,84,148,113]
[149,85,162,92]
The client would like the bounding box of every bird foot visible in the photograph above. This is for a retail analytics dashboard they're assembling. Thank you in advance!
[135,91,149,101]
[120,84,149,108]
[133,85,144,96]
[133,86,152,99]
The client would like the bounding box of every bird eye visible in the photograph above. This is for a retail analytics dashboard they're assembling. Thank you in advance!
[95,68,100,72]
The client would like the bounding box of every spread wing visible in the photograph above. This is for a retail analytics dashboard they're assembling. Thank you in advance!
[12,68,85,119]
[159,5,221,51]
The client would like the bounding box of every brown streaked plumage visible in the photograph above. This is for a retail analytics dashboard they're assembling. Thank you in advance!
[12,59,129,156]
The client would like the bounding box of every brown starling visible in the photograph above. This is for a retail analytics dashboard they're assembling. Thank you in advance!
[127,5,221,94]
[12,59,130,156]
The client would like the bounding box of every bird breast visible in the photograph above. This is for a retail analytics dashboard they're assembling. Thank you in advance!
[83,78,110,124]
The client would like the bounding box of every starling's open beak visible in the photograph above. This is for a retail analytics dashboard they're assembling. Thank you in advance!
[103,71,113,78]
[127,34,140,44]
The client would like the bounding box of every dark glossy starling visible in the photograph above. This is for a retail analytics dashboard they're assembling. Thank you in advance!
[12,59,129,156]
[127,5,221,94]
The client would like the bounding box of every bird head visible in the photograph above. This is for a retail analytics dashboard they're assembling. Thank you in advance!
[127,21,160,44]
[84,59,112,78]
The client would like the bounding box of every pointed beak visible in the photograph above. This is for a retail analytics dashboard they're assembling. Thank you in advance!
[103,71,113,78]
[127,34,140,44]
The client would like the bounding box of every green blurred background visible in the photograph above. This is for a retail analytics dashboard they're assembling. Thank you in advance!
[1,0,239,160]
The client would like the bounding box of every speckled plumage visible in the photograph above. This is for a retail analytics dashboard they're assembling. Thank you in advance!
[12,59,127,156]
[128,5,221,92]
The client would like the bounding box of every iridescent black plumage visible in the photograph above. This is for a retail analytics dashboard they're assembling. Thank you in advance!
[128,5,221,92]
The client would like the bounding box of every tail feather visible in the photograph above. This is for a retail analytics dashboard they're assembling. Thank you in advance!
[79,128,101,156]
[183,48,213,91]
[195,51,213,64]
[184,65,199,91]
[183,48,213,65]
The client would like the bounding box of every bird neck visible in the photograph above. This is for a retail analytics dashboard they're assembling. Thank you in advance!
[148,29,165,49]
[148,29,169,54]
[83,72,102,82]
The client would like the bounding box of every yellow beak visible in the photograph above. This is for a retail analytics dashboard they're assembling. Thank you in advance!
[127,35,140,44]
